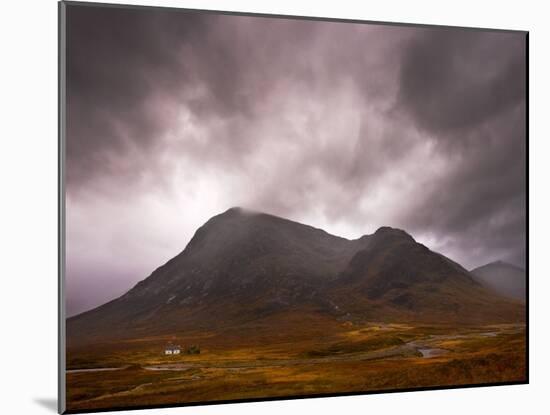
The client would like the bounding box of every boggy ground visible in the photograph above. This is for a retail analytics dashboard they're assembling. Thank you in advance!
[66,321,526,412]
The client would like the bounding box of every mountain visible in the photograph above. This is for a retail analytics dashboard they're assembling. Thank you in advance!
[67,208,524,345]
[471,261,526,301]
[327,227,519,322]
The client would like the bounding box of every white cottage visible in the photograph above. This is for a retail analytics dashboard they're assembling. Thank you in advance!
[164,344,181,355]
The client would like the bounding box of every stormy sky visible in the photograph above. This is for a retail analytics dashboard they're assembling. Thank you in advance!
[65,4,527,316]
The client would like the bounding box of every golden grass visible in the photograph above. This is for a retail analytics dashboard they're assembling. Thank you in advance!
[66,323,526,412]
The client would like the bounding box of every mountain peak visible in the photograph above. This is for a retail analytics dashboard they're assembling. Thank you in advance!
[207,206,262,224]
[473,260,525,273]
[373,226,415,242]
[222,206,250,216]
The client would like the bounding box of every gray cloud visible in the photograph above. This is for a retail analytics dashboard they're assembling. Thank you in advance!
[64,4,526,316]
[392,28,526,268]
[397,28,526,136]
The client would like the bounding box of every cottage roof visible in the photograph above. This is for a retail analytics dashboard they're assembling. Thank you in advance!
[165,344,181,350]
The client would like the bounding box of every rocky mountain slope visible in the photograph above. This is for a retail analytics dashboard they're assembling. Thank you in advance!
[67,208,525,345]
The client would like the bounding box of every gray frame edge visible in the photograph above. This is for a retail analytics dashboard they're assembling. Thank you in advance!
[58,1,67,413]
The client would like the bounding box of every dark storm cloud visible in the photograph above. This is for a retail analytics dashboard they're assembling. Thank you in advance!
[397,29,526,136]
[66,5,410,192]
[65,4,526,315]
[66,7,258,188]
[67,6,196,186]
[393,28,526,267]
[66,7,319,189]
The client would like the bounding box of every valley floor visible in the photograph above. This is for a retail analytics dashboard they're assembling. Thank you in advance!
[66,322,526,412]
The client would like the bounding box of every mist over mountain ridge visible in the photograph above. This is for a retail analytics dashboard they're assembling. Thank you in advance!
[471,261,526,301]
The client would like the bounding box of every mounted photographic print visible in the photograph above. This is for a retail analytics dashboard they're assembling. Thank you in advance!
[58,1,528,413]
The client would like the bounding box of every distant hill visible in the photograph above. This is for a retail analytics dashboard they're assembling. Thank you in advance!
[471,261,526,301]
[67,208,525,346]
